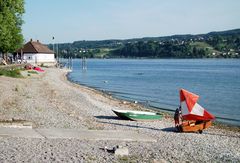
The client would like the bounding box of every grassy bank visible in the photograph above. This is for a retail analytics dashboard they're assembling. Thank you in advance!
[0,69,23,78]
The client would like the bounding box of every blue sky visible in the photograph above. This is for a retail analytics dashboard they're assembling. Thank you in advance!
[22,0,240,44]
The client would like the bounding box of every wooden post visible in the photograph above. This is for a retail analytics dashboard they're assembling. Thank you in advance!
[68,57,70,69]
[82,57,87,70]
[21,49,23,63]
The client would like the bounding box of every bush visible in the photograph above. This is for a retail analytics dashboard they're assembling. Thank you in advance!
[0,69,23,78]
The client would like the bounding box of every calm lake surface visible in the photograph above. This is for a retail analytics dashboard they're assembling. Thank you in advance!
[68,59,240,126]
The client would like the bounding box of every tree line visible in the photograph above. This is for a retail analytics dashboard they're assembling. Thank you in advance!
[109,41,207,58]
[56,29,240,59]
[110,40,239,58]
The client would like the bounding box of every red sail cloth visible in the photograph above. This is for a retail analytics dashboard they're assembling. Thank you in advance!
[182,113,215,121]
[180,89,215,121]
[180,89,199,113]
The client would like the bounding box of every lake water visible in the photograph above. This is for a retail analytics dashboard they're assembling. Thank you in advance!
[67,59,240,126]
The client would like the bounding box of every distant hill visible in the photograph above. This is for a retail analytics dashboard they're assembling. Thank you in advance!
[51,28,240,58]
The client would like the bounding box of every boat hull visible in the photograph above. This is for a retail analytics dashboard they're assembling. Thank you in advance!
[112,109,162,121]
[180,120,212,133]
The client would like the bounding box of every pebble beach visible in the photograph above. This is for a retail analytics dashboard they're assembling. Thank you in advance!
[0,68,239,162]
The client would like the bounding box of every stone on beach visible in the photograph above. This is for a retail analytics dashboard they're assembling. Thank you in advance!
[114,146,129,156]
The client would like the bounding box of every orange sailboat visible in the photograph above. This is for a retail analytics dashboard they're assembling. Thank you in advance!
[178,89,215,133]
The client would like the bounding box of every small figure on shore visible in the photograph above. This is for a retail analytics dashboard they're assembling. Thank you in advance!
[179,106,182,121]
[174,107,181,131]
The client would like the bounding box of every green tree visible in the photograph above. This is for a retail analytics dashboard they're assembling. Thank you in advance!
[0,0,25,61]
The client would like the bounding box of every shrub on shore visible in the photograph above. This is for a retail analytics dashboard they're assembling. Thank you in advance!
[0,69,23,78]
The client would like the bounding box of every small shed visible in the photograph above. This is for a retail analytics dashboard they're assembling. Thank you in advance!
[16,39,56,66]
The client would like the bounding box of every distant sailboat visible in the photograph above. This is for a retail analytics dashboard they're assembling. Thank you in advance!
[178,89,215,133]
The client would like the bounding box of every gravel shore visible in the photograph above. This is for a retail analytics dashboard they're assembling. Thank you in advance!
[0,68,239,162]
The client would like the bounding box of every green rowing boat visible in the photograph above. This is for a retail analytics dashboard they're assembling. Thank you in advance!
[112,109,162,121]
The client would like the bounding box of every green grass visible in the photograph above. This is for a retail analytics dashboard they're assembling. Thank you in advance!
[28,70,38,74]
[190,41,213,49]
[190,41,220,56]
[94,48,114,58]
[0,69,23,78]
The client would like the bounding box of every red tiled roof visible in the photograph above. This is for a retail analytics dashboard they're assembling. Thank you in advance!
[16,40,54,54]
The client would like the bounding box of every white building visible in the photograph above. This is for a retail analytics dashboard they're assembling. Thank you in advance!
[16,39,56,66]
